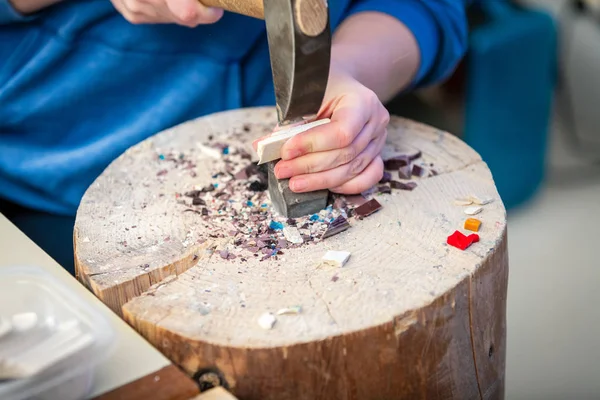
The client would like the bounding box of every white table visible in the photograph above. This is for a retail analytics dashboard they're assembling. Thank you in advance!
[0,213,200,399]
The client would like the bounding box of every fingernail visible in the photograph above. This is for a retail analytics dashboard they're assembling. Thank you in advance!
[206,7,224,19]
[284,149,302,160]
[291,178,308,192]
[275,165,291,179]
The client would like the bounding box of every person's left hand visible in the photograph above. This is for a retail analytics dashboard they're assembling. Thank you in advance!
[262,63,389,195]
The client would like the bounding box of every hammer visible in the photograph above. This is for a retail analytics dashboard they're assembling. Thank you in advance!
[201,0,332,218]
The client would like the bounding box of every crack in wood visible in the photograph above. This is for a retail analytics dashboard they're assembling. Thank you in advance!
[467,275,485,400]
[308,279,338,326]
[75,109,507,399]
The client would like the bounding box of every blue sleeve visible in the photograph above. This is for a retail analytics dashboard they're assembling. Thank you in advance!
[343,0,473,89]
[0,0,36,24]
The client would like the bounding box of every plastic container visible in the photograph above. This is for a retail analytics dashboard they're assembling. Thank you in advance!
[0,266,116,400]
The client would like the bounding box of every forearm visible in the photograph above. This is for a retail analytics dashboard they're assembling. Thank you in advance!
[8,0,61,14]
[331,11,420,103]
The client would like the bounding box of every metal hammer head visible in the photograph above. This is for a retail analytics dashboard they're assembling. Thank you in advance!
[267,161,329,218]
[206,1,332,217]
[262,0,332,218]
[264,0,331,126]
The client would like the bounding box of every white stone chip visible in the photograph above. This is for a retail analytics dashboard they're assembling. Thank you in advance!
[464,206,483,216]
[454,198,473,206]
[0,320,94,380]
[258,312,276,330]
[321,250,351,267]
[256,119,330,164]
[283,226,304,244]
[197,143,222,160]
[468,195,493,205]
[11,312,38,332]
[277,306,302,315]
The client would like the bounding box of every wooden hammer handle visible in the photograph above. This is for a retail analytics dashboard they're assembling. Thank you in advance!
[199,0,264,19]
[199,0,328,29]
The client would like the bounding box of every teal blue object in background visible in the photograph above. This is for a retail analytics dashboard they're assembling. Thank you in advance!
[463,0,557,210]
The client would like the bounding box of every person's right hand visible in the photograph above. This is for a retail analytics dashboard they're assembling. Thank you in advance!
[110,0,224,27]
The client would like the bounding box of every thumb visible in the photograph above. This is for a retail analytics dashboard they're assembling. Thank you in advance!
[199,6,224,23]
[167,0,223,26]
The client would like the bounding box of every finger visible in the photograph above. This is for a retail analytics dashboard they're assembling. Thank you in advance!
[280,97,370,160]
[118,0,178,24]
[167,0,223,26]
[274,120,377,179]
[288,131,386,193]
[122,0,160,18]
[111,0,128,15]
[144,0,186,23]
[330,156,385,195]
[112,0,137,22]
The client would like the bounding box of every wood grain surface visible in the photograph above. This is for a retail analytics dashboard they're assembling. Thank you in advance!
[75,107,508,399]
[295,0,328,36]
[199,0,263,19]
[92,365,199,400]
[192,387,239,400]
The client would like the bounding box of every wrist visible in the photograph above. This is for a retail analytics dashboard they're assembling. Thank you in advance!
[329,44,361,82]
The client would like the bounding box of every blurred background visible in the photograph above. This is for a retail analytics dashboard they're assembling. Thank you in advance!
[388,0,600,398]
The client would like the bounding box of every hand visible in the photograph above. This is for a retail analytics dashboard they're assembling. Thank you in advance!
[270,63,389,195]
[8,0,62,14]
[110,0,224,27]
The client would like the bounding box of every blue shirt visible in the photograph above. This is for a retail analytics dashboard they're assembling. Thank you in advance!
[0,0,470,216]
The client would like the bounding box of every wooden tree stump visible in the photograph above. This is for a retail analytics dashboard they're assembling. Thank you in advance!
[74,107,508,400]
